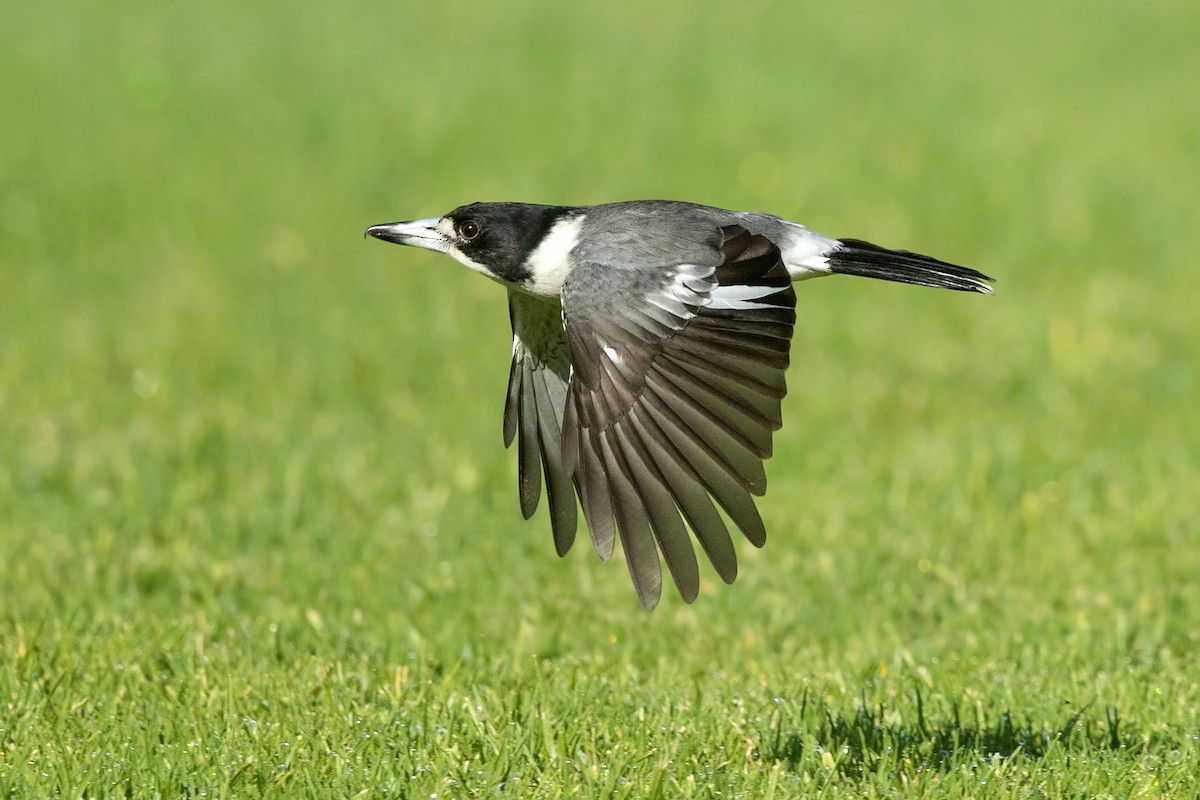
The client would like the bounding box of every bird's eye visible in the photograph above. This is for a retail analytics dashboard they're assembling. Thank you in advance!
[459,220,480,241]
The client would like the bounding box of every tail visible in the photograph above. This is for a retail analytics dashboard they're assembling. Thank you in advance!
[826,238,994,294]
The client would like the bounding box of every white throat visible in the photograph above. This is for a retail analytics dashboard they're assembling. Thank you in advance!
[522,214,586,297]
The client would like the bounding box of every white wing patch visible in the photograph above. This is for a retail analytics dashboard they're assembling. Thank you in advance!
[601,345,623,365]
[708,282,786,311]
[646,264,711,319]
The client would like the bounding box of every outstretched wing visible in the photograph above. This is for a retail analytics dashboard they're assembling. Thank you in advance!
[560,226,797,610]
[503,291,577,556]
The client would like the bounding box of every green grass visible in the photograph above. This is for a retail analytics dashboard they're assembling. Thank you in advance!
[2,0,1198,796]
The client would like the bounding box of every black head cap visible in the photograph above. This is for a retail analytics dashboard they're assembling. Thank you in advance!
[444,202,576,286]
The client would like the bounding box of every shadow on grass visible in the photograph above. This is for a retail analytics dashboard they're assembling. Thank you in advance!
[765,688,1136,777]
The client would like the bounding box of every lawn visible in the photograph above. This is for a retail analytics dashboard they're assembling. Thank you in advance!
[2,1,1198,796]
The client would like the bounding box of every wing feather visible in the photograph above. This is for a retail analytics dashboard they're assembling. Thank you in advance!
[516,366,542,519]
[638,393,768,547]
[643,368,767,491]
[611,422,699,604]
[626,407,737,583]
[503,356,520,447]
[597,432,662,609]
[531,364,576,555]
[505,292,578,551]
[574,423,616,560]
[560,226,794,601]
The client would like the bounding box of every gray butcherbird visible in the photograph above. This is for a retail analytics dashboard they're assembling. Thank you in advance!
[367,200,992,609]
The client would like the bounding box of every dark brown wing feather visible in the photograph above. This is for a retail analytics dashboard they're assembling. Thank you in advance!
[560,226,796,609]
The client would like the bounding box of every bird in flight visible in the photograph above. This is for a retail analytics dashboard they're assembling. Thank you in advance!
[367,200,992,609]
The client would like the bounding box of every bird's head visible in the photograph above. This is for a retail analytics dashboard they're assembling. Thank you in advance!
[367,202,578,293]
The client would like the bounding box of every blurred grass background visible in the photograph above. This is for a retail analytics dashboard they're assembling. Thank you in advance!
[1,0,1198,796]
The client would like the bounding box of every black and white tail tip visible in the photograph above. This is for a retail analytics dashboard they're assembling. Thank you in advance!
[827,238,994,294]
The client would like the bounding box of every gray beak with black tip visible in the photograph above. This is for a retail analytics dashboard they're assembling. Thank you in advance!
[365,218,448,253]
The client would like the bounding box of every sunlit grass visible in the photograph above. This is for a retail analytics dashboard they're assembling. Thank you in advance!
[1,1,1197,796]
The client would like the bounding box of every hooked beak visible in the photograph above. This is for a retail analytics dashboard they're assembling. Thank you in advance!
[365,218,449,253]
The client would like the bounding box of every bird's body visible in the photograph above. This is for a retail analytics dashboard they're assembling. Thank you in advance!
[368,200,992,609]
